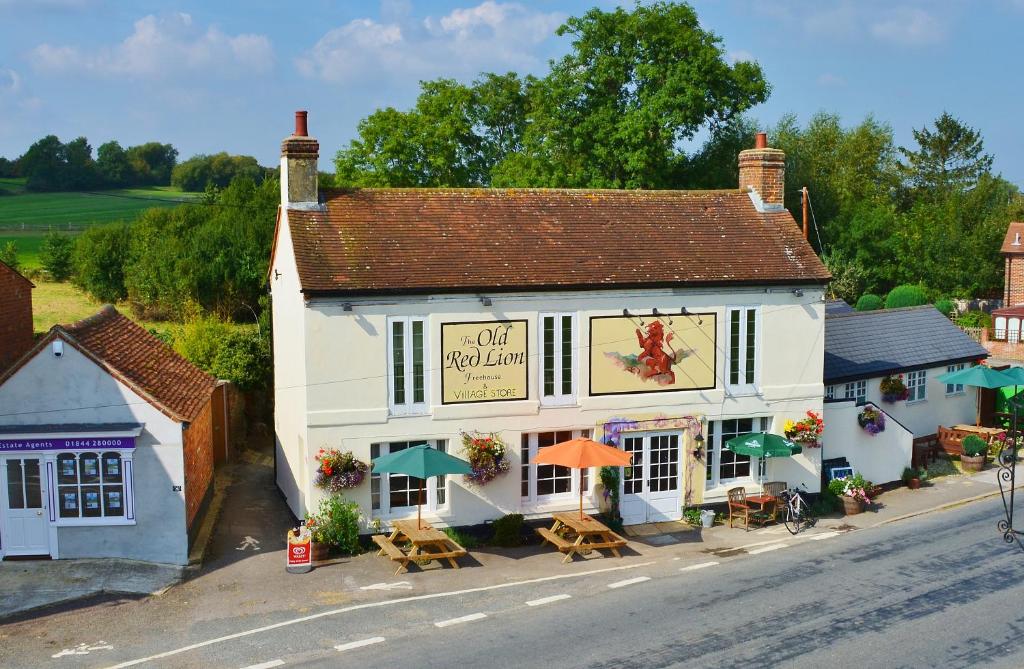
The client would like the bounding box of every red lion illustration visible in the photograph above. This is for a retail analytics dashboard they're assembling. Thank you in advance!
[635,321,677,383]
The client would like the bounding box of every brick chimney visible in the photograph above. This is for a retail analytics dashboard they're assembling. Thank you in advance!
[280,110,319,208]
[739,131,785,212]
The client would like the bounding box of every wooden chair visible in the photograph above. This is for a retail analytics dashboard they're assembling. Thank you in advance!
[761,481,787,521]
[727,487,769,530]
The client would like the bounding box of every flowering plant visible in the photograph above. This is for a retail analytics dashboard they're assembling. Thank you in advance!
[461,431,511,485]
[880,374,909,402]
[827,472,873,504]
[313,448,368,493]
[784,411,824,447]
[857,403,886,436]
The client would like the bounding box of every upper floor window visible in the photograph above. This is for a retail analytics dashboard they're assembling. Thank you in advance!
[370,440,447,517]
[844,380,867,404]
[387,317,428,415]
[540,313,576,405]
[727,307,758,393]
[906,370,927,403]
[946,364,965,395]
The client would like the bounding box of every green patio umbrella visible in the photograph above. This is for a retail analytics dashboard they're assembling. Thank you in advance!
[725,432,802,459]
[372,444,473,529]
[937,365,1017,426]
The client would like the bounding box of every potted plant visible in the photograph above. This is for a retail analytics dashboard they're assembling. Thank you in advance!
[784,411,825,447]
[304,495,362,560]
[901,466,922,489]
[314,448,368,493]
[828,473,873,514]
[880,375,909,403]
[857,404,886,436]
[960,435,987,472]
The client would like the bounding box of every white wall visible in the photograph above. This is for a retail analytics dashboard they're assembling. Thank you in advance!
[283,285,827,526]
[822,400,913,484]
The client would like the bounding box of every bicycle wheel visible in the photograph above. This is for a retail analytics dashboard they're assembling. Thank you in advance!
[782,504,800,535]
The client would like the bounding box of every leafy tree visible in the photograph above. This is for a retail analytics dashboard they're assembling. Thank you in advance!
[854,294,883,311]
[0,156,18,178]
[0,241,19,271]
[821,250,868,305]
[126,142,178,185]
[171,153,265,191]
[39,232,74,281]
[676,115,759,190]
[72,222,131,302]
[62,136,98,189]
[19,135,67,191]
[899,112,993,195]
[96,141,132,187]
[884,284,929,309]
[173,313,271,391]
[934,298,955,318]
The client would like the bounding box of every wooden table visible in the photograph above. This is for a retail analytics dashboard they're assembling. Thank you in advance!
[536,512,628,564]
[953,425,1005,440]
[371,519,467,575]
[746,494,778,522]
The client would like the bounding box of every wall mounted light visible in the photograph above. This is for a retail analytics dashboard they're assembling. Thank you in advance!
[792,288,804,297]
[480,296,492,307]
[342,303,353,312]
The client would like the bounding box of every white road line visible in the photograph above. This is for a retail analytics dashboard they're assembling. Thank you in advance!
[608,576,651,589]
[240,660,284,669]
[748,543,788,554]
[680,561,719,572]
[806,531,840,541]
[104,559,656,669]
[435,613,487,628]
[526,594,572,607]
[335,637,386,652]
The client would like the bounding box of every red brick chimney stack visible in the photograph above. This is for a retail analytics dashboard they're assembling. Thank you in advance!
[739,132,785,211]
[281,110,319,207]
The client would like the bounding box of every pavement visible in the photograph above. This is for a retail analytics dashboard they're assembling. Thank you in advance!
[0,443,1018,625]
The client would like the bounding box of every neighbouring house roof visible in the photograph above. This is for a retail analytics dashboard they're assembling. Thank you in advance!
[1001,222,1024,254]
[992,306,1024,318]
[826,299,854,315]
[0,260,34,288]
[0,306,217,423]
[282,188,831,296]
[824,306,989,384]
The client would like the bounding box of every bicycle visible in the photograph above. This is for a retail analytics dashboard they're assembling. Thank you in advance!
[778,484,817,535]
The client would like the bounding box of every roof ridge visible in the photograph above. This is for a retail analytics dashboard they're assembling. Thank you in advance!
[320,187,746,196]
[62,303,120,333]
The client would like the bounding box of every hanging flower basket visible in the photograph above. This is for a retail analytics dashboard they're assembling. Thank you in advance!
[857,403,886,436]
[784,411,824,448]
[880,375,909,403]
[462,432,511,485]
[313,448,368,492]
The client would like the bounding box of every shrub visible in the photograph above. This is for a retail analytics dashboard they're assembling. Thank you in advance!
[682,507,703,525]
[810,489,842,515]
[934,298,955,318]
[172,313,272,391]
[901,467,921,483]
[444,527,480,549]
[884,284,929,309]
[72,222,131,302]
[961,435,987,457]
[304,495,361,555]
[0,240,19,271]
[39,231,75,281]
[854,294,883,311]
[956,310,992,329]
[491,513,524,547]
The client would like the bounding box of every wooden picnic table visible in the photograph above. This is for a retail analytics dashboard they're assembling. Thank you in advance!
[536,512,628,564]
[371,519,467,575]
[952,424,1005,440]
[746,494,778,521]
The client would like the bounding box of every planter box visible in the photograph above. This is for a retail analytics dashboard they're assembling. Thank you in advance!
[841,495,864,515]
[961,454,986,472]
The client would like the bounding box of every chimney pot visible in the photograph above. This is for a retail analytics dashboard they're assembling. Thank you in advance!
[755,132,768,149]
[294,110,308,137]
[281,111,319,207]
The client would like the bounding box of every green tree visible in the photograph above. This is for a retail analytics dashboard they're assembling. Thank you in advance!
[0,241,19,271]
[39,232,74,281]
[62,136,98,189]
[821,250,868,305]
[126,142,178,185]
[884,284,929,309]
[96,141,132,187]
[72,223,131,302]
[171,153,265,191]
[899,112,993,195]
[854,294,883,311]
[677,115,759,190]
[19,135,67,191]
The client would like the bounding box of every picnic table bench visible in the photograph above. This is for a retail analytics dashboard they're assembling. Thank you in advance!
[372,519,468,575]
[537,512,628,564]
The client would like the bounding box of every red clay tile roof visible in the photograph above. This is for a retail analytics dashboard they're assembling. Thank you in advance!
[285,188,830,295]
[1001,221,1024,254]
[61,306,217,422]
[0,260,35,289]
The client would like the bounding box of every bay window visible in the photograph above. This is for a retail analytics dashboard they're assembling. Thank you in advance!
[55,451,134,524]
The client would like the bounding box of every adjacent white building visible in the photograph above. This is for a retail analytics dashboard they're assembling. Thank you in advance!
[270,114,831,528]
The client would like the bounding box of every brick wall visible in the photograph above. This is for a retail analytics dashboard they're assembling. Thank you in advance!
[981,327,1024,361]
[0,264,34,372]
[182,392,216,532]
[738,147,786,207]
[1006,254,1024,306]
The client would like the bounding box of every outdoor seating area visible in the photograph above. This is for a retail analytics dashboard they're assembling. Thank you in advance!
[937,424,1004,456]
[726,485,781,530]
[371,519,468,575]
[536,512,628,563]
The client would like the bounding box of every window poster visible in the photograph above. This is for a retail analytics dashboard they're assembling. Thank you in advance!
[105,458,120,477]
[61,459,76,478]
[589,313,718,396]
[106,490,122,510]
[83,458,98,477]
[62,491,78,510]
[85,491,100,510]
[441,320,528,404]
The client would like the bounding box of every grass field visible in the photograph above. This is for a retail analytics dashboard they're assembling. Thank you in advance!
[31,280,176,336]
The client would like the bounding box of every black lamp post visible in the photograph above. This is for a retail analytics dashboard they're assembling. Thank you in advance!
[998,393,1024,551]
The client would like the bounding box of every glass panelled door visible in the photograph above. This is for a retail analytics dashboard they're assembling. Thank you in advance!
[619,433,682,525]
[2,457,50,556]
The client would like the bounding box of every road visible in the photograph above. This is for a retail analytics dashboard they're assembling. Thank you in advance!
[3,496,1024,669]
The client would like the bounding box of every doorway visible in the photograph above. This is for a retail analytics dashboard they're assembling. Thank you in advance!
[619,432,682,525]
[1,456,52,557]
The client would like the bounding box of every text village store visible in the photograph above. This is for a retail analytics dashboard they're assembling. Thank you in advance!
[0,427,138,558]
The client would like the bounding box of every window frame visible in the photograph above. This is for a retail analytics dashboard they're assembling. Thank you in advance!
[906,370,927,403]
[946,363,966,395]
[825,385,836,400]
[386,316,429,416]
[705,417,770,491]
[538,312,578,406]
[725,306,760,395]
[370,440,447,519]
[843,380,867,404]
[520,429,591,505]
[52,450,135,527]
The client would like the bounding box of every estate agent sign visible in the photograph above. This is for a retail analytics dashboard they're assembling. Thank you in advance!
[589,313,717,395]
[442,320,528,404]
[0,436,136,452]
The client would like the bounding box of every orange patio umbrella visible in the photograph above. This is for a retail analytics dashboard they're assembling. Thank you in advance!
[535,437,633,520]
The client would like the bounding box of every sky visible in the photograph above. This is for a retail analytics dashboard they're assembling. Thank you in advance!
[1,0,1023,185]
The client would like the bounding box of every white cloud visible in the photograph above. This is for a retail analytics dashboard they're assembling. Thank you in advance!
[870,7,946,45]
[30,13,273,79]
[747,2,949,47]
[297,1,564,85]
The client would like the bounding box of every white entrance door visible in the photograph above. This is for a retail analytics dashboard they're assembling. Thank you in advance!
[2,457,51,556]
[619,433,682,525]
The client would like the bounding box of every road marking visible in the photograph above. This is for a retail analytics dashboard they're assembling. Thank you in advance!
[53,642,114,658]
[360,581,412,591]
[435,613,487,628]
[239,661,284,669]
[680,561,719,572]
[103,560,656,669]
[236,536,261,551]
[749,543,788,554]
[608,576,651,589]
[335,637,386,652]
[806,531,840,541]
[526,594,572,607]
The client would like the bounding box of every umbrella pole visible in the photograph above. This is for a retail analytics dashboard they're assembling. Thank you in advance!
[580,484,584,521]
[418,479,424,530]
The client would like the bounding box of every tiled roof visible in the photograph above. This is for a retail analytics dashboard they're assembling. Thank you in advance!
[824,306,989,383]
[284,188,831,295]
[60,306,217,422]
[1001,222,1024,253]
[0,260,34,288]
[826,299,854,315]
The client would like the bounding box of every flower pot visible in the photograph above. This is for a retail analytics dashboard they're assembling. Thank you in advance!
[841,495,864,515]
[906,478,921,490]
[312,541,330,562]
[961,454,986,472]
[700,510,716,528]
